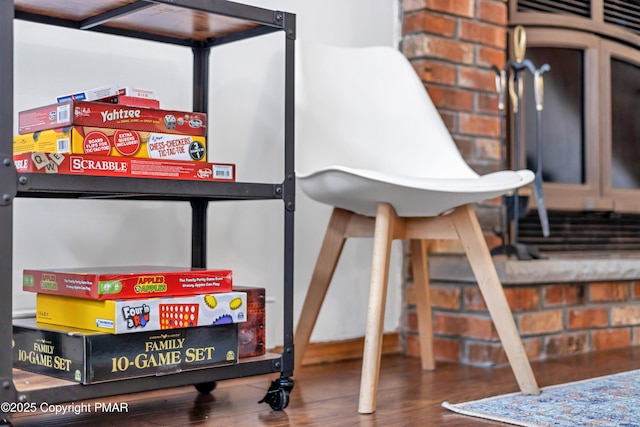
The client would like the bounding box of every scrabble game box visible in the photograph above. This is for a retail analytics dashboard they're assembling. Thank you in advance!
[23,266,233,300]
[13,318,238,384]
[13,152,235,182]
[19,100,206,136]
[36,291,247,334]
[14,126,206,161]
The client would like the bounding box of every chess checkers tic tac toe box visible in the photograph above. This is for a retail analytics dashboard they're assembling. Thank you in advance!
[13,318,239,384]
[14,126,207,161]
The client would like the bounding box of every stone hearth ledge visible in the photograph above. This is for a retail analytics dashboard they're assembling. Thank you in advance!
[428,253,640,285]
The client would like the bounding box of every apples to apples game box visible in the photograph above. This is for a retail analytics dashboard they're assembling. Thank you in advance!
[23,266,233,300]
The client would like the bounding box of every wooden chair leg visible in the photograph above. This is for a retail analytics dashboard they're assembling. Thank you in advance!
[410,239,435,370]
[452,204,540,395]
[294,208,353,371]
[359,202,397,414]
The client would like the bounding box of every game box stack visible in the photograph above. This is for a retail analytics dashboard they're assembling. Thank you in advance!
[13,84,236,182]
[11,86,258,384]
[13,265,265,384]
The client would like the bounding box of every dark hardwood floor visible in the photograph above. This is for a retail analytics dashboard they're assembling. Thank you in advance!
[10,347,640,426]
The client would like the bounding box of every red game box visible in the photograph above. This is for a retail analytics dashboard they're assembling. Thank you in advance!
[100,95,160,109]
[23,265,233,300]
[19,100,206,136]
[14,152,236,182]
[234,286,266,358]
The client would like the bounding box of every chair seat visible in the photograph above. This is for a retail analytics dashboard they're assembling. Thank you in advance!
[298,166,535,217]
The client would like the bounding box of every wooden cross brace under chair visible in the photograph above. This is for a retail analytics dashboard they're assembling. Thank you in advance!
[293,202,540,414]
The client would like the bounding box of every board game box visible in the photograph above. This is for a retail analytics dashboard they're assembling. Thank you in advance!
[14,127,206,161]
[115,86,157,100]
[100,95,160,109]
[19,100,206,136]
[56,84,121,103]
[23,266,233,300]
[57,85,159,107]
[13,318,238,384]
[234,286,266,358]
[36,291,247,334]
[13,152,235,182]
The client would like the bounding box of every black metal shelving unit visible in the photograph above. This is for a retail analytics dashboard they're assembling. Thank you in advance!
[0,0,296,420]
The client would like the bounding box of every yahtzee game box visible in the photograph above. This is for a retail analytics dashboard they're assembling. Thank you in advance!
[13,318,238,384]
[23,266,233,300]
[18,100,207,136]
[36,291,247,334]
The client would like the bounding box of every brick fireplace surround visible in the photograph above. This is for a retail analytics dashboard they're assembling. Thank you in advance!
[399,0,640,366]
[404,252,640,367]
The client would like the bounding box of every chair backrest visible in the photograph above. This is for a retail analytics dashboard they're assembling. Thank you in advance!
[295,41,479,180]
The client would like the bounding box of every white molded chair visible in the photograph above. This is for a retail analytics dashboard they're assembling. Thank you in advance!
[294,41,540,414]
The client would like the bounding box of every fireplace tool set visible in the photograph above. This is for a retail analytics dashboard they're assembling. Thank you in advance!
[491,25,551,260]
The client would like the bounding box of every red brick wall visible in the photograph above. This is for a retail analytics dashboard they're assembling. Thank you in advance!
[400,0,514,363]
[404,267,640,366]
[397,1,636,365]
[400,0,640,365]
[401,0,507,176]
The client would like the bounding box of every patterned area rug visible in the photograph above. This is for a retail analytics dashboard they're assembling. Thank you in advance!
[442,369,640,426]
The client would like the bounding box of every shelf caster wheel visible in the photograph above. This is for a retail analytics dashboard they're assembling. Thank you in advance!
[259,387,290,411]
[258,377,294,411]
[194,381,217,394]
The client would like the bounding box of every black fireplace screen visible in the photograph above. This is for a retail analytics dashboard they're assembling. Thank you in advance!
[519,210,640,252]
